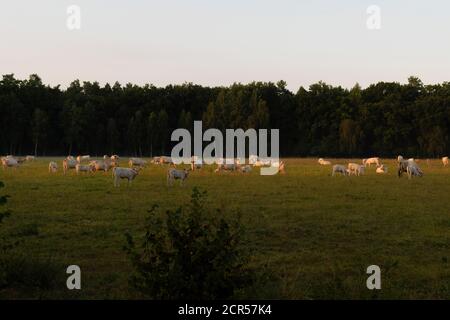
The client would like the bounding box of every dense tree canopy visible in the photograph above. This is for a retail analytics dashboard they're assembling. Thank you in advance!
[1,74,449,158]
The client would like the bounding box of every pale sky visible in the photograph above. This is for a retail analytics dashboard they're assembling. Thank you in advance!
[1,0,449,91]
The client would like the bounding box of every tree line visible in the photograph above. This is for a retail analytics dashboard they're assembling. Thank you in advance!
[1,74,449,158]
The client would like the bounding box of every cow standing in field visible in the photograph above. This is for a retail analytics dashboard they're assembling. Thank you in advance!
[167,168,189,186]
[1,156,19,169]
[398,155,423,178]
[348,163,365,176]
[112,167,140,187]
[332,164,349,176]
[77,155,90,163]
[76,163,95,175]
[215,163,238,173]
[362,157,380,167]
[442,156,449,166]
[63,157,77,174]
[48,161,58,173]
[90,160,111,172]
[129,157,148,168]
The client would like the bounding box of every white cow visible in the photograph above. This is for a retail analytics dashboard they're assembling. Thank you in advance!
[1,157,19,169]
[215,163,238,172]
[48,161,58,173]
[77,155,90,163]
[76,163,95,175]
[318,158,331,165]
[63,157,77,174]
[442,156,449,166]
[25,155,35,161]
[348,163,365,176]
[407,165,423,179]
[332,164,349,176]
[90,160,111,172]
[129,157,148,167]
[376,164,388,174]
[167,168,189,186]
[398,155,422,178]
[112,167,140,187]
[362,157,380,167]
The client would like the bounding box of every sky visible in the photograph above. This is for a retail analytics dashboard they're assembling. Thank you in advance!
[1,0,450,92]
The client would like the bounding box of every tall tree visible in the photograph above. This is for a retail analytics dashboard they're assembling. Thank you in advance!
[31,108,49,156]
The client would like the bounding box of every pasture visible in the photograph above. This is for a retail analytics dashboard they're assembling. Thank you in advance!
[1,158,450,299]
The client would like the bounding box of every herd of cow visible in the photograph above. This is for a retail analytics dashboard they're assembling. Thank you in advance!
[0,154,285,187]
[321,155,449,179]
[2,153,449,186]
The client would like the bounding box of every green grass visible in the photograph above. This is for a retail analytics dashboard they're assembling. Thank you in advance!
[1,158,450,299]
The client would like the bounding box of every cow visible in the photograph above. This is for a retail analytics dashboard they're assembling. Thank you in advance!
[76,163,95,175]
[332,164,349,176]
[362,157,380,167]
[63,157,77,174]
[112,167,140,187]
[167,168,189,186]
[48,161,58,173]
[129,157,148,167]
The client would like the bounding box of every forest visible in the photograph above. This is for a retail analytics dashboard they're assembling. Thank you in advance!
[0,74,449,158]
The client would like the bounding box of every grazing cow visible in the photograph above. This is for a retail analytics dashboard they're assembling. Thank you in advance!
[77,155,90,163]
[48,161,58,173]
[112,167,140,187]
[398,155,422,178]
[348,163,365,176]
[159,156,174,165]
[215,163,238,172]
[75,163,95,175]
[318,158,331,165]
[26,155,35,161]
[376,164,388,174]
[407,165,423,179]
[332,164,349,176]
[167,168,189,186]
[90,160,111,172]
[362,157,380,167]
[63,157,77,174]
[129,157,148,167]
[442,156,449,166]
[1,157,19,169]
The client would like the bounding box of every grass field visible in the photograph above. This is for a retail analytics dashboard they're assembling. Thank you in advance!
[1,158,450,299]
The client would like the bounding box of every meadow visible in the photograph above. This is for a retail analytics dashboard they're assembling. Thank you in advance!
[1,158,450,299]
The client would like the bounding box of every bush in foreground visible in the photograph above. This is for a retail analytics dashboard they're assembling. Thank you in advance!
[124,187,255,299]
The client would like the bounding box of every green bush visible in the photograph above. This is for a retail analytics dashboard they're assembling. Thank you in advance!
[124,187,255,299]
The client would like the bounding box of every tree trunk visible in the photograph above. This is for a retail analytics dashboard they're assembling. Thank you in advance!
[34,139,38,157]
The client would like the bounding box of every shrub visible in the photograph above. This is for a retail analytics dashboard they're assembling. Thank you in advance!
[124,187,255,299]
